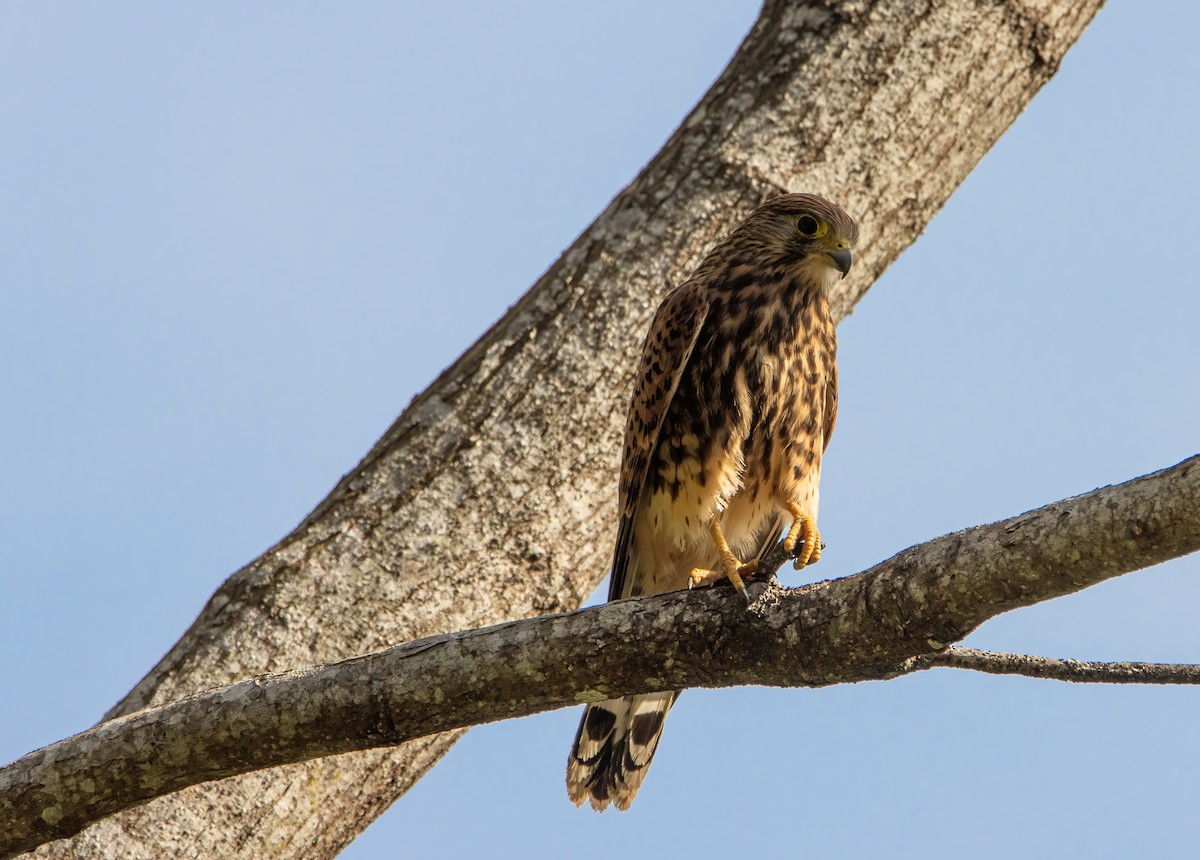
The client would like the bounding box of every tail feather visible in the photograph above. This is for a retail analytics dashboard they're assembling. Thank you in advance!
[566,511,782,810]
[566,691,677,811]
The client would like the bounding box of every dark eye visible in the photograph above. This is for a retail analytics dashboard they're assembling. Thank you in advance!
[797,215,820,236]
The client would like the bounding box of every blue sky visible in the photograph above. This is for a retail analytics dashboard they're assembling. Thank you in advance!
[2,3,1198,858]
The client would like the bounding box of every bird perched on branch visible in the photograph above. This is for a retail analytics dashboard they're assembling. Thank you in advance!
[566,192,857,811]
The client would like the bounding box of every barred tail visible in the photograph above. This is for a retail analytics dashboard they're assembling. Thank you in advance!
[565,691,677,811]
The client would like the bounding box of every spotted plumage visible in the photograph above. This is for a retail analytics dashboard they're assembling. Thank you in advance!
[566,193,858,811]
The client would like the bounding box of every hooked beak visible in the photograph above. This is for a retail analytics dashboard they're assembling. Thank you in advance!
[825,247,853,278]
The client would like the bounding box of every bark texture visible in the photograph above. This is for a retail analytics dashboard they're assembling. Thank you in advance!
[24,1,1106,857]
[4,455,1197,858]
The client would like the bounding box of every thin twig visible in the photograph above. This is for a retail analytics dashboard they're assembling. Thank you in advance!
[912,646,1200,684]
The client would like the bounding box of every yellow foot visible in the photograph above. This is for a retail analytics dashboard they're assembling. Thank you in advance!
[689,559,758,599]
[784,503,823,569]
[688,520,757,600]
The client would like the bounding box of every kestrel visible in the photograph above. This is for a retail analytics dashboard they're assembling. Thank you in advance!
[566,193,857,811]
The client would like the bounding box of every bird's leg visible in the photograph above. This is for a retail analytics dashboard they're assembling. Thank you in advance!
[688,520,757,600]
[784,501,823,569]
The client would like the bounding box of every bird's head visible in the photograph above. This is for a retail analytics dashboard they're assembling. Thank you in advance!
[734,193,858,291]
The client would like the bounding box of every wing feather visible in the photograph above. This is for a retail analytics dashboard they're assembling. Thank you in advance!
[822,360,838,452]
[608,282,709,601]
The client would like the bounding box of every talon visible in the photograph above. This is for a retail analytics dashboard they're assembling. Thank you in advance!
[690,521,757,602]
[784,503,822,569]
[689,560,756,597]
[728,560,756,600]
[689,567,722,589]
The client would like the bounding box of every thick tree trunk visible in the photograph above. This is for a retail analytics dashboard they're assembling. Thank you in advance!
[27,1,1105,857]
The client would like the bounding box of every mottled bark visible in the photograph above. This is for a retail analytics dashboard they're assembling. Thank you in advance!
[6,455,1195,859]
[22,1,1106,857]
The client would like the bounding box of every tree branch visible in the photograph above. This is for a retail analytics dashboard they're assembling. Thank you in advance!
[5,455,1197,859]
[911,647,1200,685]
